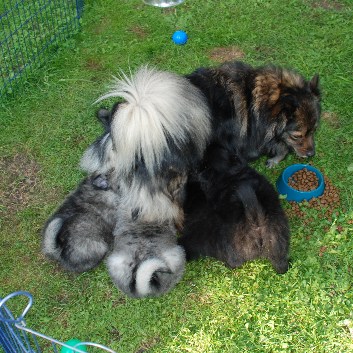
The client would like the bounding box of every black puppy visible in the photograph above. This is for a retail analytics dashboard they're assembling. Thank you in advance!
[179,142,290,274]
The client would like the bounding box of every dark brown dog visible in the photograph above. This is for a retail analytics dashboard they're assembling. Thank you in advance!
[178,141,290,274]
[186,61,321,167]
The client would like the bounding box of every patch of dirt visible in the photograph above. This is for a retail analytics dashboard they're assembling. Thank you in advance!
[319,245,328,257]
[130,25,149,38]
[0,152,62,228]
[311,0,344,10]
[209,46,245,62]
[93,17,112,34]
[85,58,104,71]
[0,153,41,217]
[322,111,341,129]
[110,326,122,341]
[135,336,160,353]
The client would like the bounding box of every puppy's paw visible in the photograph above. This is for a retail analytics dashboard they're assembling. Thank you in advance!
[92,174,109,190]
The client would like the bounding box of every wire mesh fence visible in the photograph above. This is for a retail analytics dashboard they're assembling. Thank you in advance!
[0,0,84,96]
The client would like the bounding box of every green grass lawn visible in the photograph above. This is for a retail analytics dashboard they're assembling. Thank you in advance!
[1,0,353,352]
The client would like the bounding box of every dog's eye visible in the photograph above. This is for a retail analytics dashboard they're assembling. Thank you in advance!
[290,133,303,140]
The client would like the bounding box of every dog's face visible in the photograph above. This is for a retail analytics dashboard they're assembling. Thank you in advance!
[282,102,319,158]
[276,74,321,159]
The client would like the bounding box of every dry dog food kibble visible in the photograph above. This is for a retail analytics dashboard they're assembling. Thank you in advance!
[287,173,341,220]
[288,168,319,191]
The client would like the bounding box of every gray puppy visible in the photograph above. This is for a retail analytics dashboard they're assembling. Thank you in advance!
[106,210,186,298]
[41,171,118,273]
[42,108,116,273]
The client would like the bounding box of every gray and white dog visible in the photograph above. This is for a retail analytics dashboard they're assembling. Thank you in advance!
[80,66,212,225]
[107,209,186,298]
[42,66,211,297]
[42,127,186,298]
[86,66,212,297]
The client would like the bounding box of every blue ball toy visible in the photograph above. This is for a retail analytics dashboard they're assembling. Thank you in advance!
[172,30,188,45]
[61,339,87,353]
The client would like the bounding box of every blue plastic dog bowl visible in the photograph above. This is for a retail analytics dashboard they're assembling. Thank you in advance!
[276,164,325,202]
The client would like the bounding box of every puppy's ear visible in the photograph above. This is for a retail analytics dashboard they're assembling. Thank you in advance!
[309,74,320,97]
[96,102,121,131]
[97,108,111,129]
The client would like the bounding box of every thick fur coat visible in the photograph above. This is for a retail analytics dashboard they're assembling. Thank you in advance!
[42,111,118,273]
[179,142,290,274]
[186,61,321,167]
[106,210,185,298]
[42,171,118,273]
[80,66,212,223]
[42,171,186,297]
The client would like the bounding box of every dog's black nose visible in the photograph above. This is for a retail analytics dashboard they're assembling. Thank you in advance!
[306,150,315,157]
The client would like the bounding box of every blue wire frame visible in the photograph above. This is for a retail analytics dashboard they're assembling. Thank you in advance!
[0,291,117,353]
[0,0,84,96]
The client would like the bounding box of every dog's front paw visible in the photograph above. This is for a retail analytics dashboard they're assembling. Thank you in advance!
[266,153,287,168]
[92,174,109,190]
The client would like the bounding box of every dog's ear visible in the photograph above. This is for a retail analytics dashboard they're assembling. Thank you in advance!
[97,108,111,130]
[309,74,320,97]
[96,102,121,131]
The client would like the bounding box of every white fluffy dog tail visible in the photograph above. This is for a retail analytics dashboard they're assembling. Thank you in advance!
[95,66,211,176]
